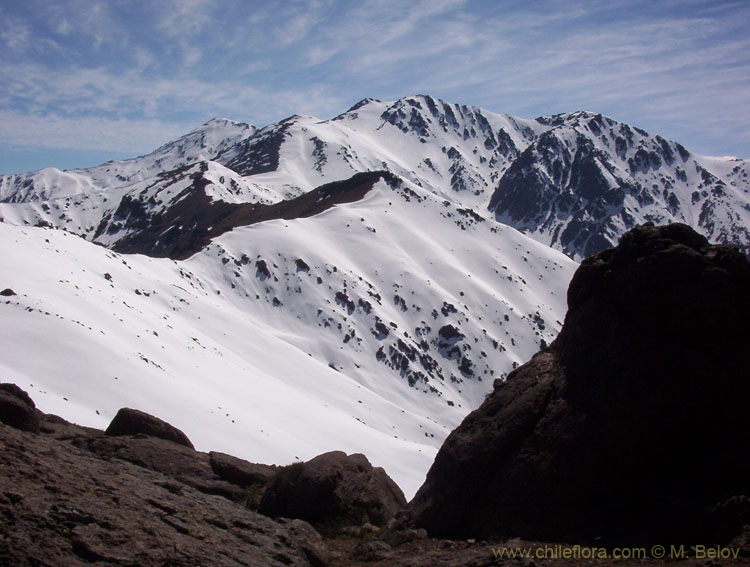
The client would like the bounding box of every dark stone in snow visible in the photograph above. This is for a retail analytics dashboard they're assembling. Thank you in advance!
[256,259,272,279]
[437,324,463,343]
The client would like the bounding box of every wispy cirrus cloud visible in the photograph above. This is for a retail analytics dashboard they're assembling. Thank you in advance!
[157,0,218,37]
[0,110,186,154]
[0,60,348,153]
[0,0,748,174]
[0,16,31,51]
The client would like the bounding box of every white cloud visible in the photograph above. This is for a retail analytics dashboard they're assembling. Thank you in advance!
[0,0,748,160]
[0,16,31,51]
[157,0,217,37]
[0,111,187,153]
[0,60,348,154]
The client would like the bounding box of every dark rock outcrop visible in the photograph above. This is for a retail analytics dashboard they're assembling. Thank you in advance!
[105,407,194,448]
[209,451,280,508]
[0,417,324,566]
[0,383,40,432]
[210,450,278,486]
[74,434,247,502]
[260,451,407,531]
[111,170,398,259]
[39,412,101,439]
[410,223,750,545]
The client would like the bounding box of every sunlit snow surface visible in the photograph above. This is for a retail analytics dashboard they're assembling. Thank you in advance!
[0,179,576,498]
[5,95,746,497]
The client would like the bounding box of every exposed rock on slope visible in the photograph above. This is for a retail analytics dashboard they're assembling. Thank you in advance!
[260,451,407,532]
[110,169,396,259]
[0,387,333,567]
[105,406,195,448]
[488,112,750,258]
[410,223,750,544]
[0,382,40,432]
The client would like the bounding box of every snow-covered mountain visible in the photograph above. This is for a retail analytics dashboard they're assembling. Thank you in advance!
[0,178,574,498]
[489,111,750,258]
[2,96,748,259]
[1,95,748,496]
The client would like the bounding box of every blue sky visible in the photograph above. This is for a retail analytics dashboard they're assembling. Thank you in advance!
[1,0,748,174]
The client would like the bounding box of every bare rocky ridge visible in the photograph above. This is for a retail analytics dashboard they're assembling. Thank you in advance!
[410,223,750,545]
[109,169,397,259]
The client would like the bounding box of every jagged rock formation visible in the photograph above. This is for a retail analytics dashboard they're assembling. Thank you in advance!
[488,112,750,258]
[410,223,750,544]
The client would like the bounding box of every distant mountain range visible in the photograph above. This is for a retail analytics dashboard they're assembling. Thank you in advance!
[3,95,748,259]
[1,95,747,496]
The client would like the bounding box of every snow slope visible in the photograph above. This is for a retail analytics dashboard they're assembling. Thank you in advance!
[1,94,747,495]
[0,177,576,497]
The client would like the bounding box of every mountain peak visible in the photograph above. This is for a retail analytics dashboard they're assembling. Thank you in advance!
[343,97,383,113]
[197,117,253,130]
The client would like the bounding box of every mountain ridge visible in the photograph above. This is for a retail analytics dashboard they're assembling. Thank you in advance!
[2,95,748,259]
[1,94,748,496]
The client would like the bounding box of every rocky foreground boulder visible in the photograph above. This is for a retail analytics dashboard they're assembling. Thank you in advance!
[410,223,750,545]
[260,451,407,532]
[0,382,40,432]
[0,385,431,566]
[0,409,328,566]
[105,407,195,448]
